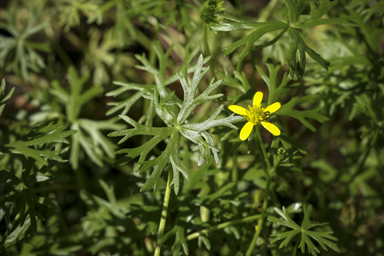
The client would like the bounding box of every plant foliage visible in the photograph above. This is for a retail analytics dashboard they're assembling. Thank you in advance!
[269,205,340,256]
[109,52,242,194]
[0,0,383,255]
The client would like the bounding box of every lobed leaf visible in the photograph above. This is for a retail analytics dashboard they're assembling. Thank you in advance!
[111,52,241,194]
[2,122,76,165]
[269,205,340,256]
[277,95,329,132]
[221,22,288,59]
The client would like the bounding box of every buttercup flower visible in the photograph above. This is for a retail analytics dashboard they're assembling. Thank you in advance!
[229,91,281,140]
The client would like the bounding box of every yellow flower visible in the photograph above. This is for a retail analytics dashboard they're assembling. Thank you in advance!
[229,91,281,140]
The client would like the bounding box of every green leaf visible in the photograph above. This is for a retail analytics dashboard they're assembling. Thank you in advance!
[286,27,330,80]
[106,43,209,122]
[283,0,303,23]
[216,69,251,94]
[163,225,189,255]
[0,180,58,240]
[25,172,69,184]
[294,18,356,29]
[135,42,211,86]
[309,0,339,19]
[198,235,211,250]
[110,115,174,147]
[211,0,351,78]
[0,79,15,117]
[211,18,288,59]
[269,205,340,256]
[109,115,176,192]
[4,216,31,248]
[80,180,127,219]
[0,163,61,240]
[106,82,149,116]
[255,63,299,105]
[181,105,242,166]
[277,95,329,132]
[176,55,223,124]
[310,159,338,183]
[51,66,103,122]
[347,0,384,23]
[111,53,241,194]
[50,67,124,168]
[131,0,197,33]
[57,0,101,31]
[0,6,49,81]
[111,0,137,44]
[2,122,76,165]
[69,118,124,169]
[211,13,264,31]
[0,170,21,185]
[84,28,134,85]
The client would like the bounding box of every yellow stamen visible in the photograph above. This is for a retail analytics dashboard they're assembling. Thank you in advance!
[246,105,270,125]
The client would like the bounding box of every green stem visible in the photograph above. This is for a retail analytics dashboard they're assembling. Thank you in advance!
[187,214,261,240]
[347,129,379,186]
[232,150,238,183]
[257,128,272,171]
[154,171,172,256]
[245,128,273,256]
[232,150,239,217]
[236,55,246,73]
[146,45,157,85]
[135,30,153,52]
[52,42,73,67]
[246,178,271,256]
[203,25,211,57]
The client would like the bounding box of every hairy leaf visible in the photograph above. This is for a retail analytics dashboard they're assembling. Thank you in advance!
[110,53,241,194]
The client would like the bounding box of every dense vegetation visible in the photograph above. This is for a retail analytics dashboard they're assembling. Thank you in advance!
[0,0,383,255]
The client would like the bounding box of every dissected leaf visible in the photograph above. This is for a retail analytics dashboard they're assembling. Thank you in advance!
[110,53,241,194]
[0,6,49,80]
[211,15,288,59]
[269,205,340,256]
[2,122,76,165]
[277,95,329,132]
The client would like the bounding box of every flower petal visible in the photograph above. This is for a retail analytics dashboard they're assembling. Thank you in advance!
[265,102,281,114]
[240,122,254,141]
[253,91,263,107]
[229,105,248,115]
[261,121,281,136]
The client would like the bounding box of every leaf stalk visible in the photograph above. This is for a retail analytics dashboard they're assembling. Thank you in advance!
[154,170,172,256]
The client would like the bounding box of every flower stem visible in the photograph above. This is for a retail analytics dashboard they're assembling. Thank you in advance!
[236,55,246,73]
[245,128,273,256]
[187,214,261,240]
[256,128,272,171]
[203,25,211,57]
[154,171,172,256]
[232,150,238,182]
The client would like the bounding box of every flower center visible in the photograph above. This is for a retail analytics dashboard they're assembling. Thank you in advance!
[246,105,270,125]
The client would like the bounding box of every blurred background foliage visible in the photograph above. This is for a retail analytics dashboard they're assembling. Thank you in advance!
[0,0,383,255]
